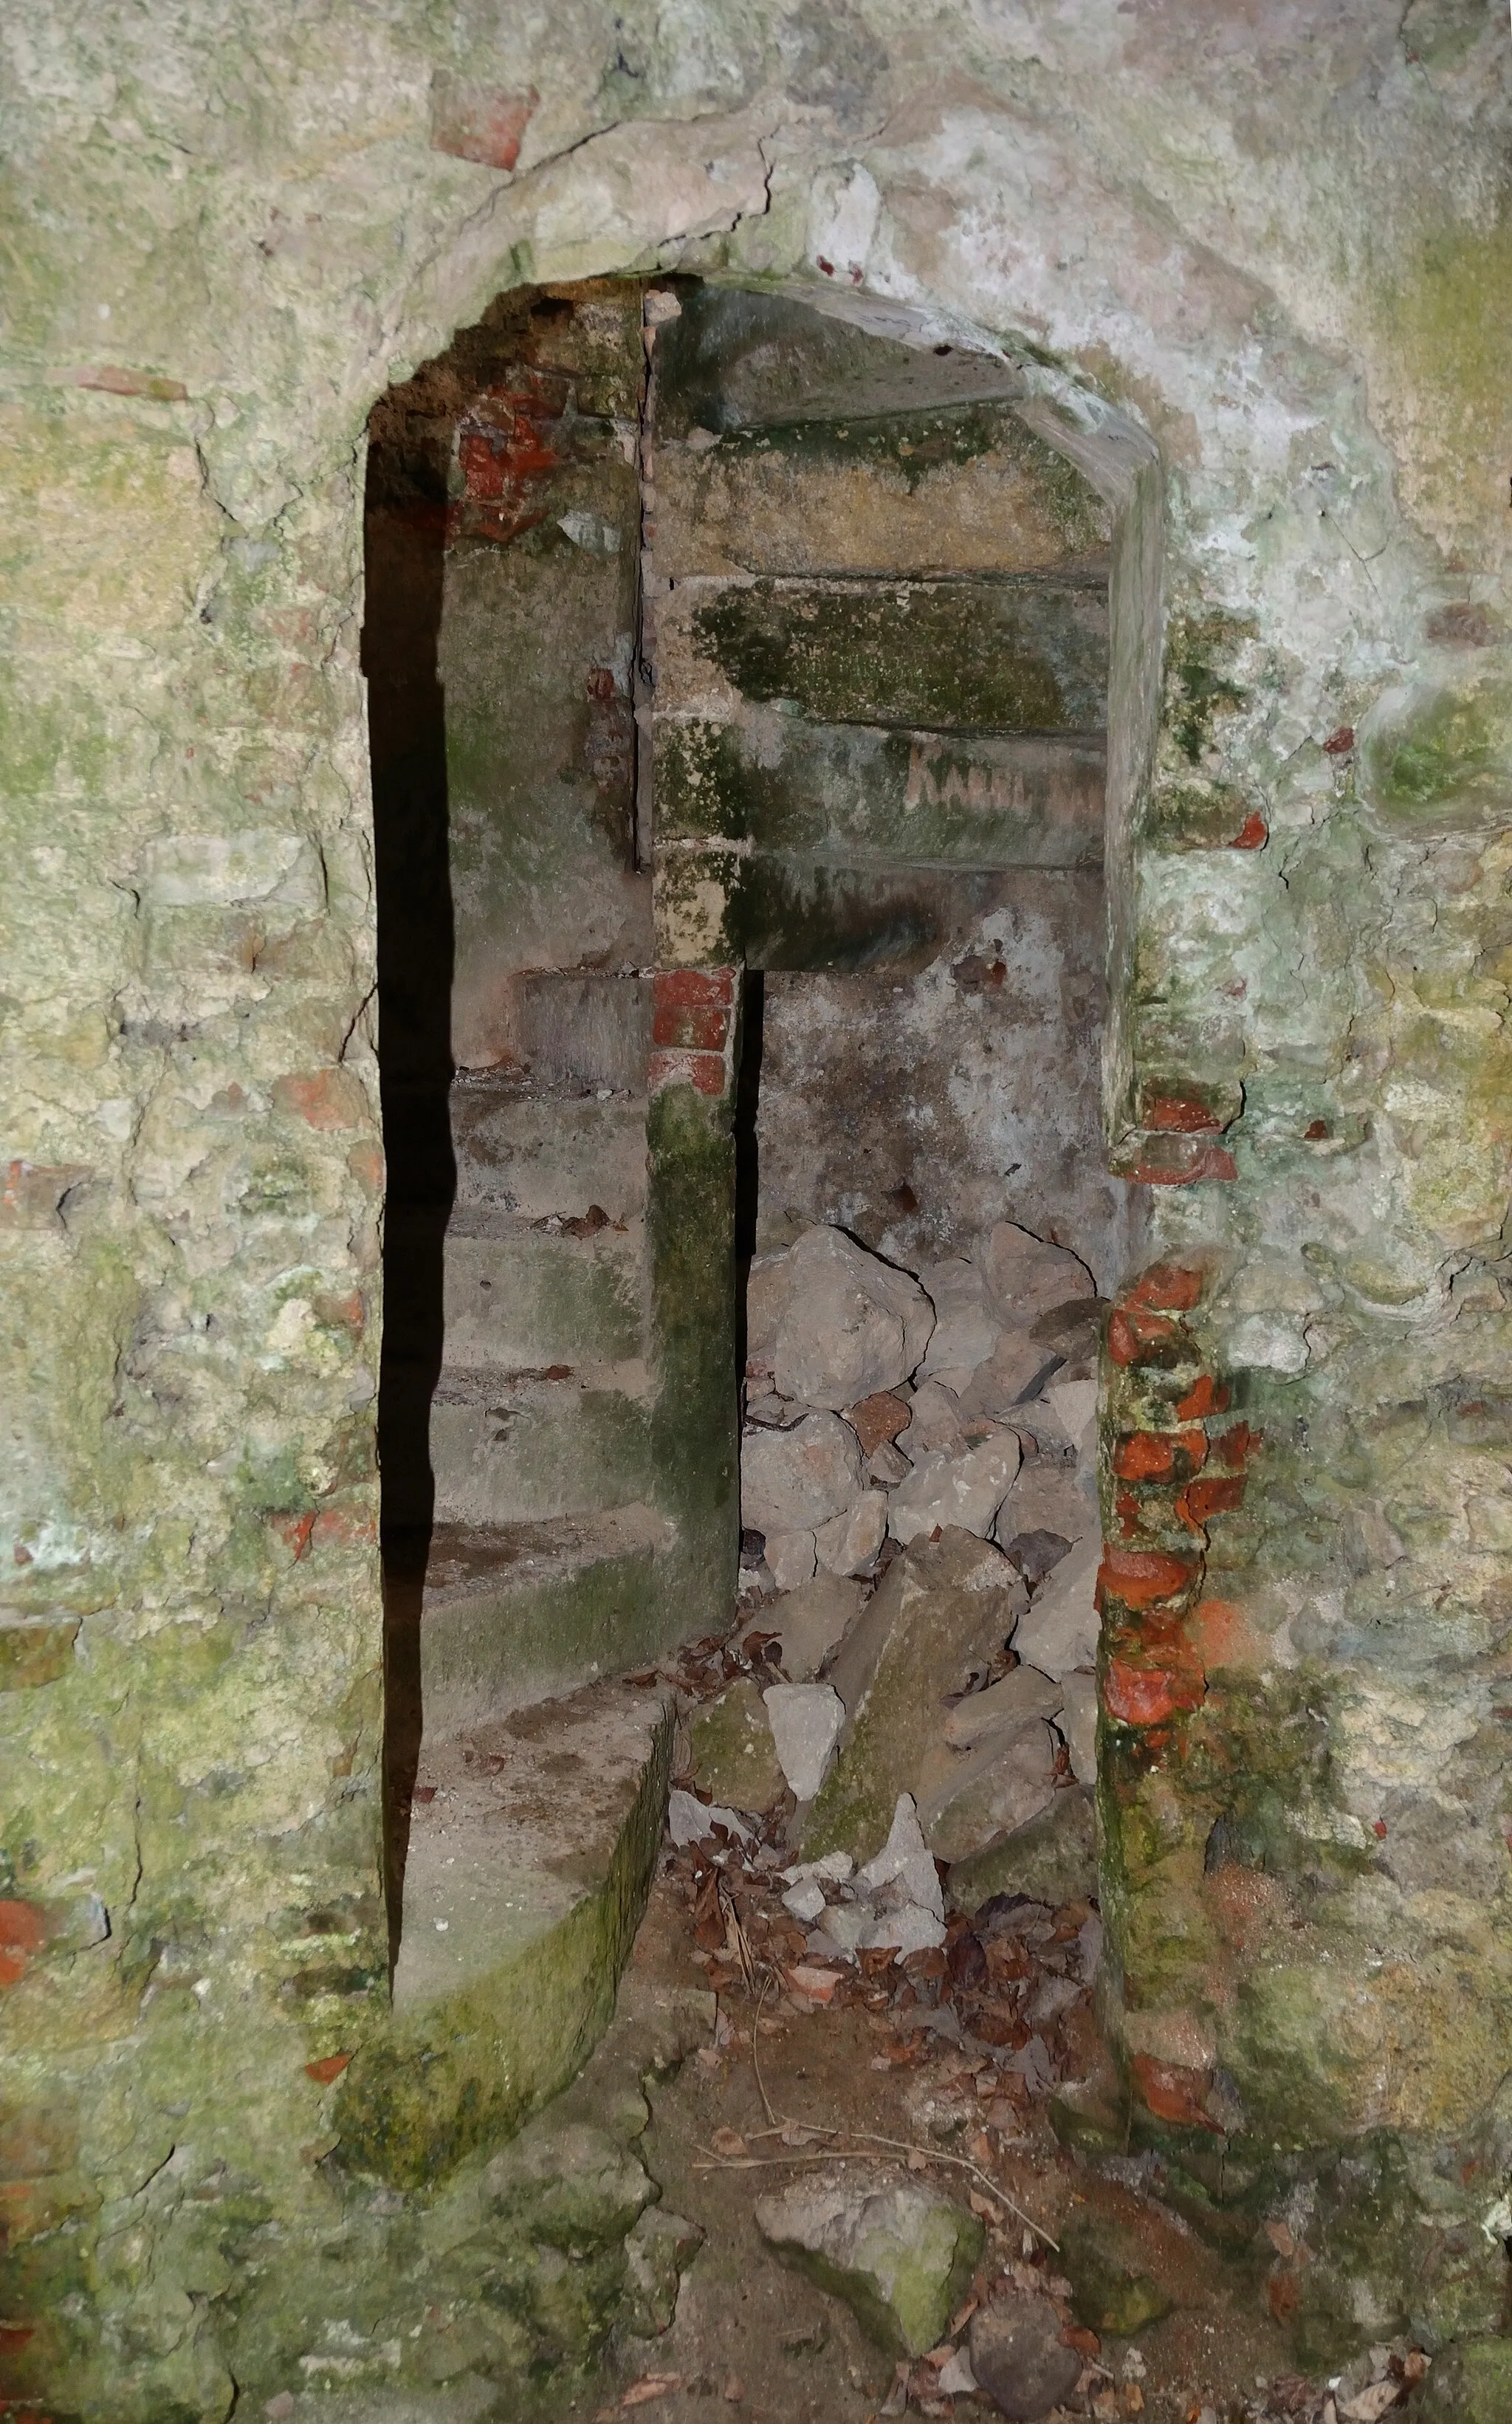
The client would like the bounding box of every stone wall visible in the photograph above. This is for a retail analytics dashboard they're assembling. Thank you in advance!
[2,2,1511,2411]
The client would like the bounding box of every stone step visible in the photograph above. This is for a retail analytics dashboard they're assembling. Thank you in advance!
[440,1206,647,1370]
[344,1676,674,2186]
[506,969,653,1095]
[657,571,1109,735]
[388,1504,676,1736]
[450,1077,648,1223]
[428,1362,654,1528]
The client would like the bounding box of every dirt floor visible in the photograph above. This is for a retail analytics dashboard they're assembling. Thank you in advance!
[571,1806,1430,2424]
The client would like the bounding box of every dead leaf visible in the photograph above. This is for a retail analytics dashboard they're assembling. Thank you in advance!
[906,2147,929,2173]
[1265,2218,1296,2258]
[622,2378,684,2409]
[969,2188,1003,2225]
[1339,2385,1402,2422]
[710,2127,747,2157]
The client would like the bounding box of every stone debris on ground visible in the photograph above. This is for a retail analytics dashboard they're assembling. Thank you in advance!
[646,1737,1420,2424]
[754,2171,984,2357]
[731,1220,1101,1892]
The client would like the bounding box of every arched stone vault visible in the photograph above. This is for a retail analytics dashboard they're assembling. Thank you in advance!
[3,4,1511,2410]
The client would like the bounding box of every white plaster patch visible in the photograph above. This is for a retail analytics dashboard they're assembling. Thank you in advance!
[1226,1314,1309,1374]
[808,162,882,282]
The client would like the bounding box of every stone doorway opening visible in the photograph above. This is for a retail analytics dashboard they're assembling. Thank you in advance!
[360,272,1144,2171]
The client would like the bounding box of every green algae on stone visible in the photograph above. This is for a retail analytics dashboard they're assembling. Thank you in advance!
[690,1673,788,1812]
[692,576,1108,734]
[336,1695,673,2189]
[1360,667,1512,834]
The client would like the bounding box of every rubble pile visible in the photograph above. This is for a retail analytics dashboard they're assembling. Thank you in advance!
[734,1220,1102,1892]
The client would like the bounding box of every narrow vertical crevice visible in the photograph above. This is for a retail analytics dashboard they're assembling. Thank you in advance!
[363,385,457,1967]
[732,966,764,1374]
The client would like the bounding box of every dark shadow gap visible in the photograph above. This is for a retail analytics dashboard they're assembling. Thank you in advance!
[362,389,457,1967]
[733,967,765,1378]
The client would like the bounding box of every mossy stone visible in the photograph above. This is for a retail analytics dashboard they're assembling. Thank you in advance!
[690,1675,787,1812]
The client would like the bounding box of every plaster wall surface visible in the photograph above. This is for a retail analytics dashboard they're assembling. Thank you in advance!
[2,0,1511,2409]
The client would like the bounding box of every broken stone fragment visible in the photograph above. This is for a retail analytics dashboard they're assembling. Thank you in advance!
[690,1675,788,1813]
[848,1388,913,1457]
[890,1426,1023,1545]
[997,1525,1074,1588]
[867,1439,911,1487]
[667,1787,753,1847]
[861,1901,946,1956]
[773,1226,935,1410]
[783,1847,854,1886]
[948,1788,1097,1914]
[815,1488,887,1577]
[1058,1670,1098,1783]
[765,1528,819,1591]
[943,1663,1063,1750]
[781,1876,828,1923]
[758,1570,865,1681]
[746,1249,795,1364]
[894,1376,966,1463]
[1008,1534,1099,1680]
[917,1255,1003,1383]
[1044,1375,1096,1449]
[977,1222,1095,1331]
[763,1680,845,1802]
[807,1529,1027,1859]
[741,1408,865,1534]
[957,1328,1065,1420]
[622,2207,705,2337]
[860,1792,944,1917]
[755,2173,984,2357]
[916,1717,1057,1863]
[966,2292,1084,2419]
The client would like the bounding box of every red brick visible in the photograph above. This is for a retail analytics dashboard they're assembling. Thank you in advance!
[1214,1421,1260,1471]
[1123,1263,1203,1313]
[1131,2053,1223,2132]
[1113,1427,1207,1483]
[652,999,729,1051]
[1106,1306,1183,1367]
[1097,1548,1200,1609]
[1141,1094,1223,1134]
[1175,1373,1228,1421]
[1176,1474,1247,1527]
[1104,1658,1206,1726]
